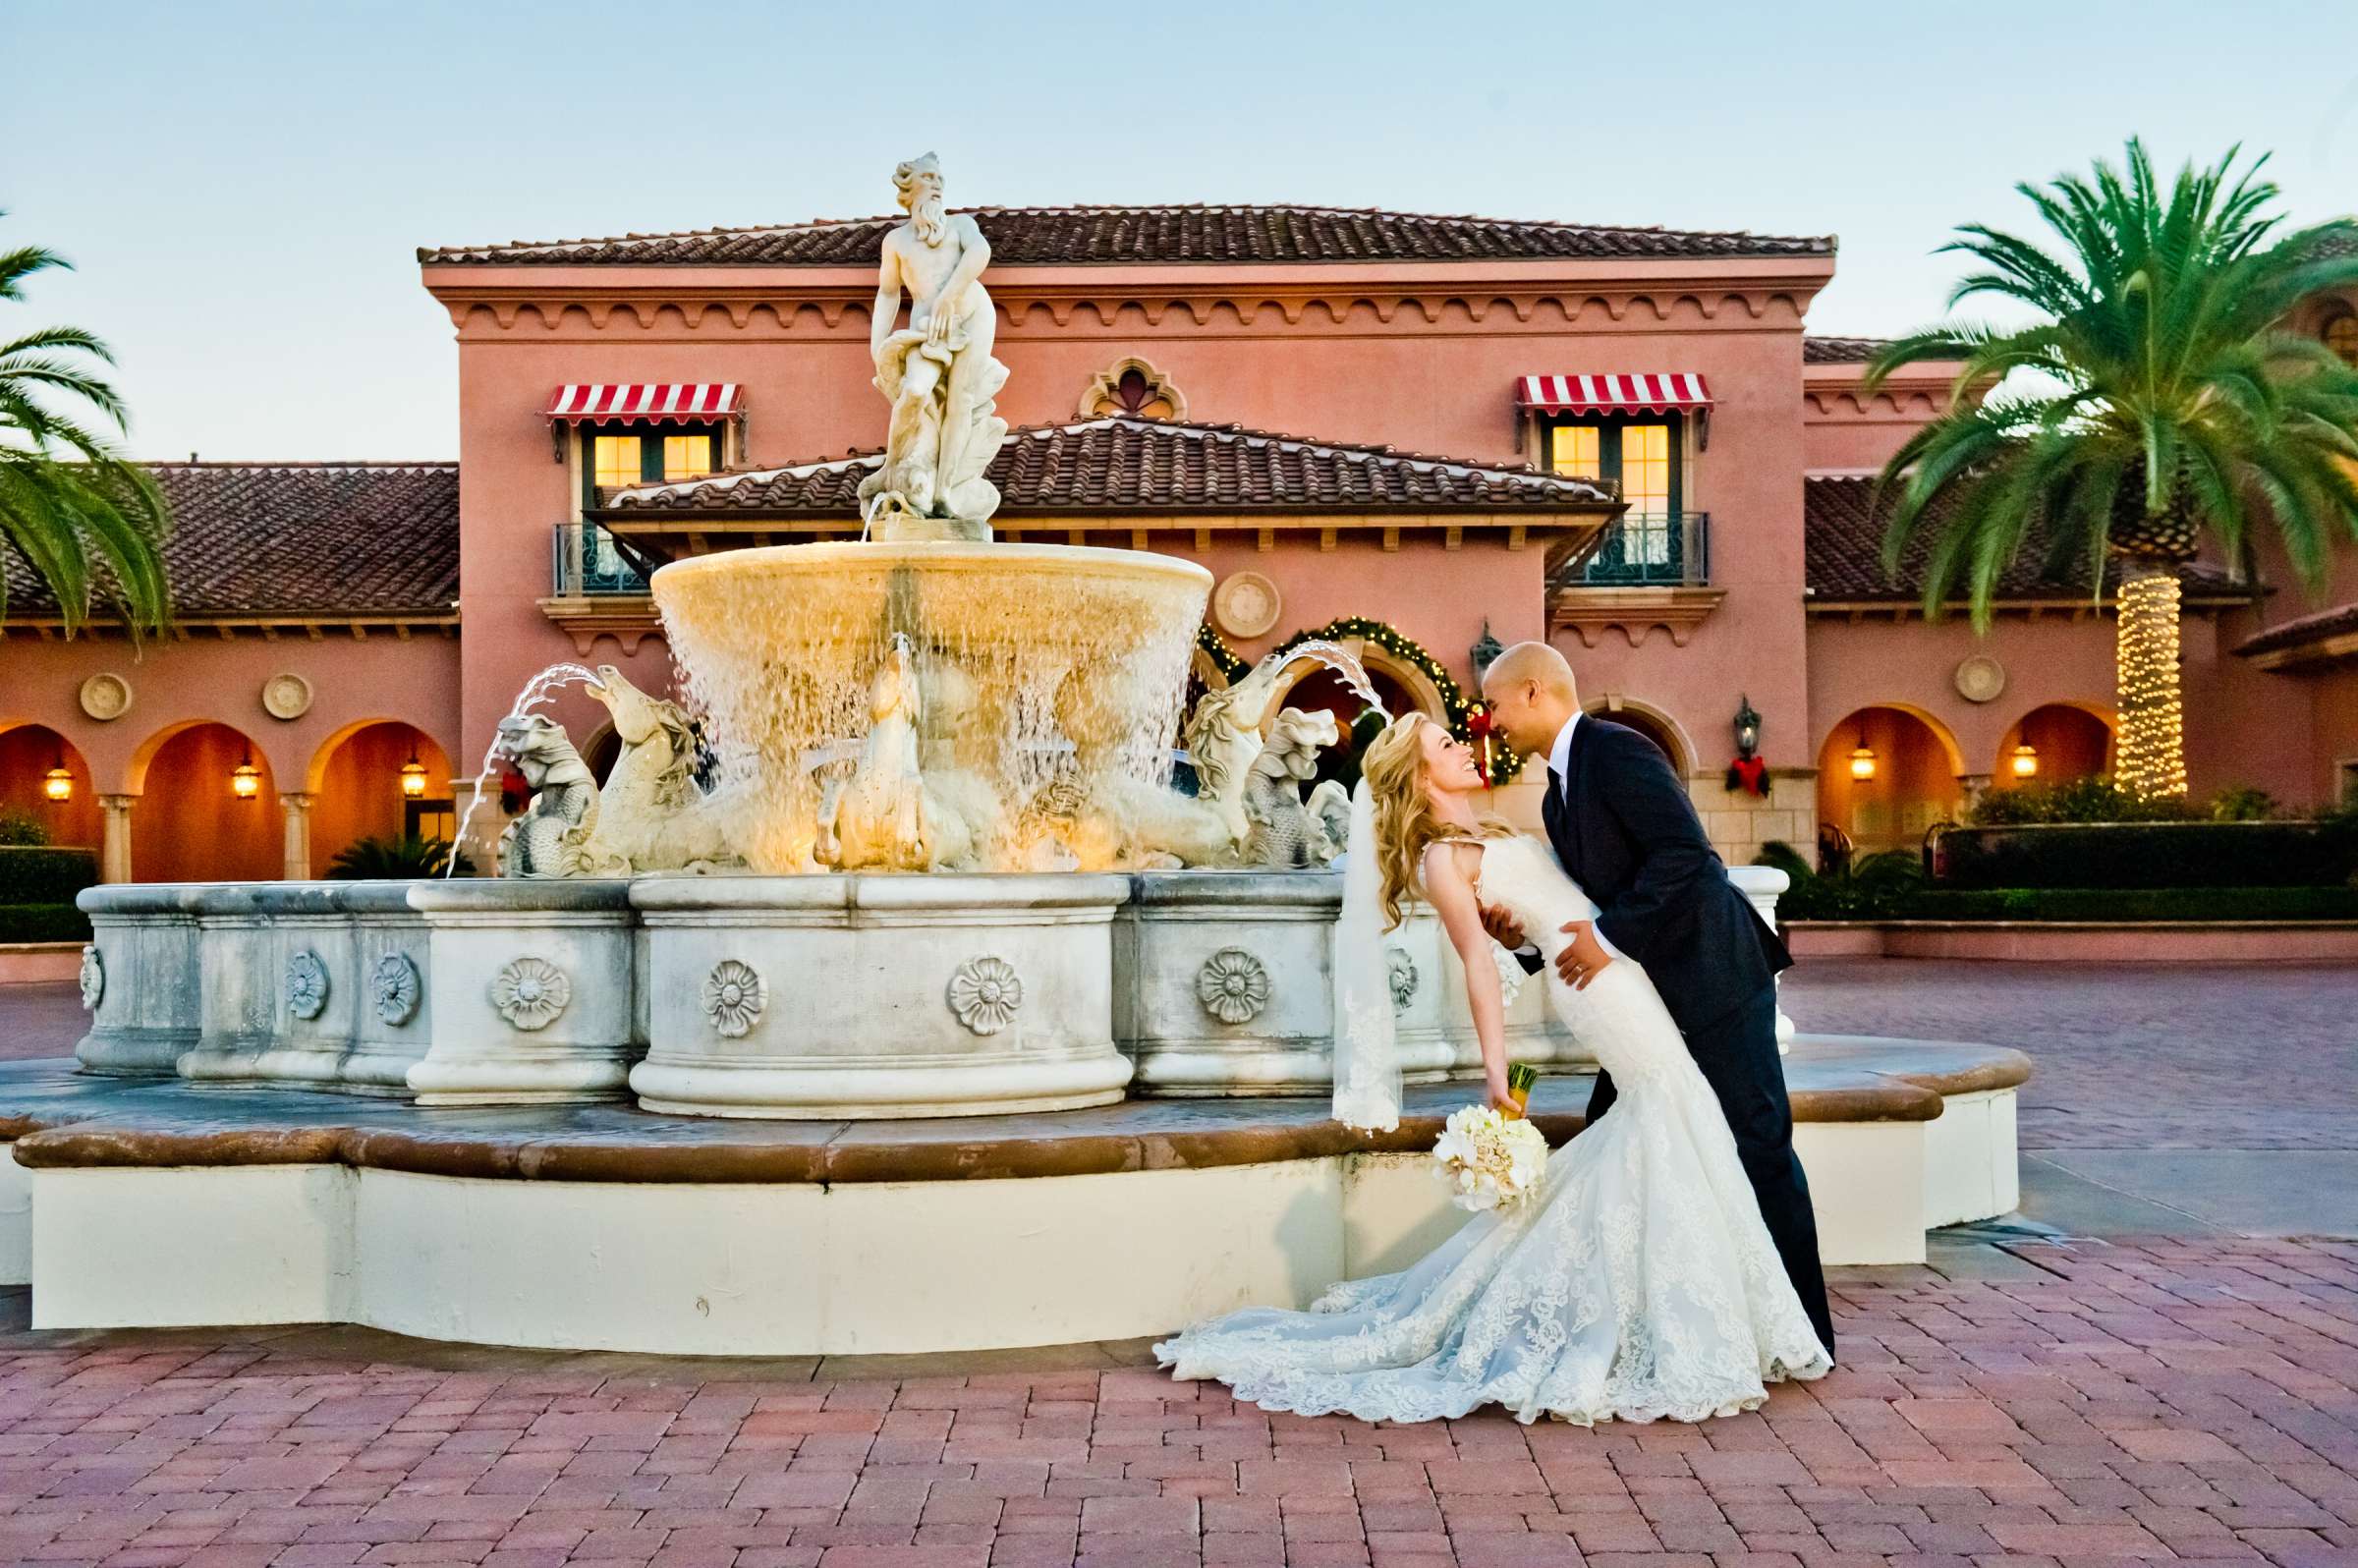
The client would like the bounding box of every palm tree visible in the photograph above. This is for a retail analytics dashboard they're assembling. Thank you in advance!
[1865,141,2358,798]
[0,216,169,634]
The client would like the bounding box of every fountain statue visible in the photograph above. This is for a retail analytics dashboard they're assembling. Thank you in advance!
[858,152,1010,541]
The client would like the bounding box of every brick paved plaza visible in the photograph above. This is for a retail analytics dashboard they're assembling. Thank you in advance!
[0,959,2352,1568]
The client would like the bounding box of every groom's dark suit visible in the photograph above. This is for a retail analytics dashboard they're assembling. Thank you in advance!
[1531,715,1834,1359]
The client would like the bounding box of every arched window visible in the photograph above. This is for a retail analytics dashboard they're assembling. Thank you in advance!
[1079,358,1187,420]
[2324,309,2358,368]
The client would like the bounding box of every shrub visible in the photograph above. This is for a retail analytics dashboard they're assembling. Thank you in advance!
[0,810,50,847]
[1754,841,1925,921]
[1935,819,2355,890]
[0,845,98,904]
[1967,775,2199,825]
[2208,787,2278,821]
[325,835,473,879]
[0,903,90,942]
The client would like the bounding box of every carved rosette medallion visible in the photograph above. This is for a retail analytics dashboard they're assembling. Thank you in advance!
[491,956,571,1032]
[1953,654,2007,704]
[261,672,314,721]
[285,951,330,1020]
[371,953,421,1027]
[947,956,1023,1036]
[1197,947,1271,1025]
[1385,946,1418,1012]
[78,945,103,1011]
[78,673,132,722]
[702,959,766,1038]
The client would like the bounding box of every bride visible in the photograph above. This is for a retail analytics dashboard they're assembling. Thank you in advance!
[1155,712,1831,1426]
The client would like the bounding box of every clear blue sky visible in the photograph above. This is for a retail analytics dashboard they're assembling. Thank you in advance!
[7,0,2355,461]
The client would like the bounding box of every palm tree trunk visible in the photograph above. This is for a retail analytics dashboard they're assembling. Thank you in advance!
[2113,563,2188,799]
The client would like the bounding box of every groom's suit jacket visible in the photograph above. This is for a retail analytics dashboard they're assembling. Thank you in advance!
[1540,716,1790,1036]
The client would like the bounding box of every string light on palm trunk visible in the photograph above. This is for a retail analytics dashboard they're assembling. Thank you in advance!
[2115,571,2187,799]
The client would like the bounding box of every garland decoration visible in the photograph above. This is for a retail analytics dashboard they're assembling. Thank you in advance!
[1195,623,1251,682]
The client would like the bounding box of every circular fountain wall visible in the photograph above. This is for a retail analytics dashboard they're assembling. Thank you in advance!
[653,541,1212,874]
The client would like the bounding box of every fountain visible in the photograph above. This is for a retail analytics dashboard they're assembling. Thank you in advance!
[32,155,2027,1352]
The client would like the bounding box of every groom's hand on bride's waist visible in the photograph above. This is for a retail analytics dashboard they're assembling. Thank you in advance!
[1554,921,1614,990]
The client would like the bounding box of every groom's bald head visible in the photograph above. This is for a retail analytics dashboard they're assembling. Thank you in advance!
[1480,642,1581,760]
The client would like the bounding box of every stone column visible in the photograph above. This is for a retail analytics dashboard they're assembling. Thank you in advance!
[1725,866,1797,1053]
[98,795,136,883]
[279,792,314,881]
[1957,772,1992,812]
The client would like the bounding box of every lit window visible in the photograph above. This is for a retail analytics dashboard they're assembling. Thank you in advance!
[593,435,643,489]
[1549,425,1600,478]
[1621,424,1671,516]
[2327,311,2358,368]
[663,434,714,481]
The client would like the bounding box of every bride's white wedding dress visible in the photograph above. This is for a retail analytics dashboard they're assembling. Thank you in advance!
[1155,834,1831,1426]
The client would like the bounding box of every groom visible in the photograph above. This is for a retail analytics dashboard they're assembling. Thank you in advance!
[1478,643,1834,1360]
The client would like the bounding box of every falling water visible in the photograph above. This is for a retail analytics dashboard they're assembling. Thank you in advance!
[445,662,601,876]
[652,542,1208,872]
[1269,639,1388,719]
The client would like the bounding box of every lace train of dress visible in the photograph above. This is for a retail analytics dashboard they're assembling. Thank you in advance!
[1154,836,1831,1426]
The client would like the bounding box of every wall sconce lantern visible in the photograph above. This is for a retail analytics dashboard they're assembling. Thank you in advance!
[1732,695,1762,759]
[41,758,73,803]
[399,752,429,799]
[1848,742,1879,781]
[230,753,262,801]
[2009,743,2040,778]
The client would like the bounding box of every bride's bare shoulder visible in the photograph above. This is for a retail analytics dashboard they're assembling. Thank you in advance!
[1420,838,1486,887]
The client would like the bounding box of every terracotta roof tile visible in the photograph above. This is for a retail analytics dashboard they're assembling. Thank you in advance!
[1804,474,2241,603]
[2234,599,2358,658]
[1803,335,1897,364]
[2,463,458,620]
[422,204,1833,268]
[603,419,1616,519]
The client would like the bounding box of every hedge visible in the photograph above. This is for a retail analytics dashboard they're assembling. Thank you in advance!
[0,846,99,906]
[1791,885,2358,924]
[1935,819,2358,891]
[0,904,92,943]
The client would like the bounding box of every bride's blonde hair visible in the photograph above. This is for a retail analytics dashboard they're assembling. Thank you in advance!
[1360,712,1509,929]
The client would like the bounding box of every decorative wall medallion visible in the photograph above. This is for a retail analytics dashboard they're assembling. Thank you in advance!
[371,953,421,1027]
[1212,572,1282,640]
[490,956,571,1032]
[1385,946,1418,1012]
[947,956,1023,1036]
[1197,947,1271,1025]
[1952,654,2007,704]
[702,959,766,1038]
[78,946,103,1011]
[285,950,330,1020]
[78,673,132,722]
[261,672,314,721]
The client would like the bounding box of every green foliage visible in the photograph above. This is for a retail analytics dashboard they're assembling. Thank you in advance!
[0,903,88,943]
[325,835,473,879]
[2208,786,2278,821]
[1967,775,2198,824]
[0,845,97,904]
[1866,140,2358,616]
[1938,818,2355,890]
[0,214,171,635]
[0,809,50,846]
[1754,842,1927,921]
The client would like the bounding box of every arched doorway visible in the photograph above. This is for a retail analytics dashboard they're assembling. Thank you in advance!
[1994,703,2113,787]
[132,722,280,882]
[1817,706,1965,858]
[1277,666,1417,790]
[308,720,457,873]
[1583,701,1686,774]
[0,723,100,850]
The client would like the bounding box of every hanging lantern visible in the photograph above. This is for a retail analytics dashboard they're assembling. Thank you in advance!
[41,759,73,803]
[2009,743,2040,778]
[1732,695,1763,760]
[230,753,262,801]
[1848,743,1878,781]
[399,752,429,799]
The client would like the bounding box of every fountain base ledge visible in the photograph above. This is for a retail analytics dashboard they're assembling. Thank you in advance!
[0,1037,2026,1355]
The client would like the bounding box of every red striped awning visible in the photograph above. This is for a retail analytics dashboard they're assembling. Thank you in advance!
[545,384,744,424]
[1516,374,1712,416]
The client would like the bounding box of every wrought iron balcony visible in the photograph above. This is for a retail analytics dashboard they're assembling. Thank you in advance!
[552,522,650,596]
[1570,511,1711,588]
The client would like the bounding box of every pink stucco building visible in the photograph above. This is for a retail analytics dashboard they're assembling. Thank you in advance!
[6,205,2355,882]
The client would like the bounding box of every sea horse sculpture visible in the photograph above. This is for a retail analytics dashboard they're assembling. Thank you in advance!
[582,665,743,873]
[495,714,610,877]
[816,635,976,871]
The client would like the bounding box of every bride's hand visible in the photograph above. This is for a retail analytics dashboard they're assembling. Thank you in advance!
[1488,1086,1524,1119]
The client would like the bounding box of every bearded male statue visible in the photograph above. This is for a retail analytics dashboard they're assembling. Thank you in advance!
[858,153,1011,539]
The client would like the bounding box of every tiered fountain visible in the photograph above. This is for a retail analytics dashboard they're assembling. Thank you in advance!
[34,156,2026,1353]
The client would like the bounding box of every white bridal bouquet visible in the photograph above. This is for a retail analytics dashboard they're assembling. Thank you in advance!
[1431,1103,1549,1213]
